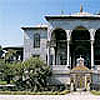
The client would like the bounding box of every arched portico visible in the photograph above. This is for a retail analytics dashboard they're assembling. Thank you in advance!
[70,26,91,69]
[49,28,67,65]
[48,26,97,70]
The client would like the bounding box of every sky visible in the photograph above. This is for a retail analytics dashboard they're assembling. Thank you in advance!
[0,0,100,47]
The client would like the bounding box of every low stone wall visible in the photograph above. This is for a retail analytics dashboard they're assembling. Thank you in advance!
[0,84,15,91]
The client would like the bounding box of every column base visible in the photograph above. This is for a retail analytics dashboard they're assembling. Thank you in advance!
[91,66,95,70]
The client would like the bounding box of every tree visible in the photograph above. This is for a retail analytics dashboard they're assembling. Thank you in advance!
[0,57,52,91]
[15,57,51,91]
[0,59,16,84]
[0,59,6,80]
[5,49,17,63]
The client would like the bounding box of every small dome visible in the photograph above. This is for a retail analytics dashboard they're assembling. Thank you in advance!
[72,66,89,71]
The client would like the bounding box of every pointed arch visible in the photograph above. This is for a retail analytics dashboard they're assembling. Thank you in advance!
[51,28,67,41]
[50,28,67,65]
[71,26,90,41]
[70,26,91,69]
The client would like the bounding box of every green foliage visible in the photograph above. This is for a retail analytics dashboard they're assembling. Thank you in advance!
[5,49,17,63]
[15,57,51,92]
[0,59,7,80]
[0,59,16,84]
[0,57,52,92]
[0,81,7,85]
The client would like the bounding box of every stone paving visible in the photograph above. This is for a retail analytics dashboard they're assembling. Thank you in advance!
[0,92,100,100]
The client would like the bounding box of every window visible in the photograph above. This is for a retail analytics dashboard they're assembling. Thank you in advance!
[34,33,40,48]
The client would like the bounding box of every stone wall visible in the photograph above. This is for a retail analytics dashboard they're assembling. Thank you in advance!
[23,28,47,63]
[23,17,100,87]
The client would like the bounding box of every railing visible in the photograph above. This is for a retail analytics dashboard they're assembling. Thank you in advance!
[51,65,69,71]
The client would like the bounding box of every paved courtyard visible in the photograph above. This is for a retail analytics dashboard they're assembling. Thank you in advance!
[0,92,100,100]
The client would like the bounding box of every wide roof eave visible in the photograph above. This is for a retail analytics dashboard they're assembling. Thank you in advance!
[45,14,100,20]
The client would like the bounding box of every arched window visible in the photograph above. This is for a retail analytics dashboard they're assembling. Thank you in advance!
[34,33,40,48]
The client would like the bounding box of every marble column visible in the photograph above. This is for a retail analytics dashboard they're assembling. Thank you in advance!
[47,25,52,65]
[47,47,50,66]
[50,47,55,65]
[91,40,94,69]
[89,29,96,69]
[66,30,72,67]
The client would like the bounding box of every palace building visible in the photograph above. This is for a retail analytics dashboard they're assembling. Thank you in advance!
[22,6,100,91]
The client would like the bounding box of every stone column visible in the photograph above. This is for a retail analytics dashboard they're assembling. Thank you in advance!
[47,25,52,65]
[91,40,94,69]
[89,29,96,69]
[66,30,72,67]
[50,47,55,65]
[47,47,50,66]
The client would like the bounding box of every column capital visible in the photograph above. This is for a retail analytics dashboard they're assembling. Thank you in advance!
[65,30,73,35]
[89,29,96,33]
[89,29,96,41]
[65,29,72,32]
[65,30,72,41]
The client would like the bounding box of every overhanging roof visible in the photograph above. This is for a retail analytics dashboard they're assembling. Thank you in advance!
[45,14,100,20]
[3,46,23,50]
[21,25,48,30]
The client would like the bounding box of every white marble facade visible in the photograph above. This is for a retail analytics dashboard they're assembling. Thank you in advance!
[22,10,100,90]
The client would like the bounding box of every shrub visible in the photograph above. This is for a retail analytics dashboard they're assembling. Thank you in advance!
[15,57,52,92]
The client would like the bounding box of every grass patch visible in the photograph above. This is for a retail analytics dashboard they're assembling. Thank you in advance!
[0,81,7,85]
[0,80,14,85]
[91,90,100,95]
[0,90,70,95]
